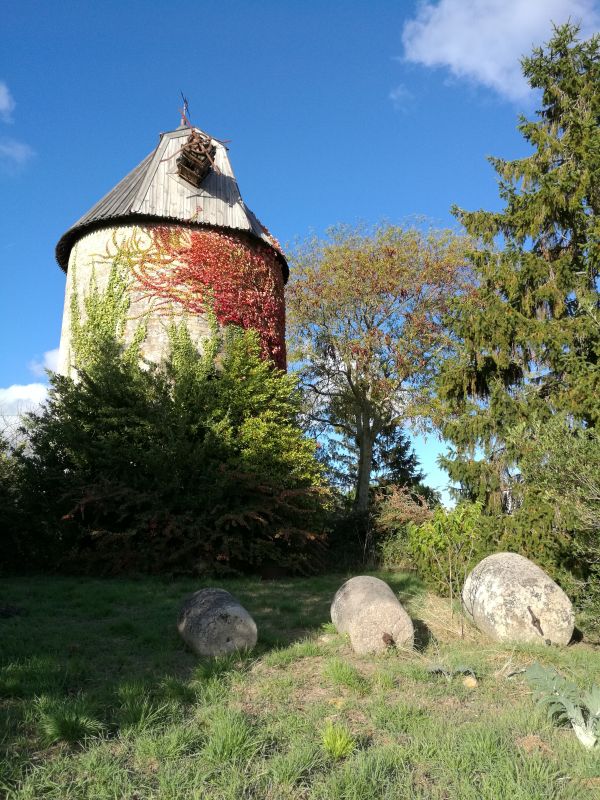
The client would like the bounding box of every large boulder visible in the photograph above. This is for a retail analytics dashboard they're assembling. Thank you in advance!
[331,576,414,654]
[177,588,257,657]
[462,553,574,645]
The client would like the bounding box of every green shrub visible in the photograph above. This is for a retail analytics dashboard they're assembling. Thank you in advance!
[495,503,575,586]
[382,501,487,599]
[0,435,32,573]
[508,416,600,617]
[378,533,410,572]
[18,322,330,576]
[376,484,437,571]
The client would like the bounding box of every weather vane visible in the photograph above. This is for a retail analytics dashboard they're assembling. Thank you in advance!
[179,92,191,127]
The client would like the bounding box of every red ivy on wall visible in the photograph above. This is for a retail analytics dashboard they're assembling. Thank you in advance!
[129,227,286,369]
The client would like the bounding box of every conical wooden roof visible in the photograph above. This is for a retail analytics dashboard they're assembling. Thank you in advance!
[55,126,287,278]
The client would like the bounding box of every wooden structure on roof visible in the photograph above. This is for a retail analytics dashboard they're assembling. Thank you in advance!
[176,129,216,187]
[55,124,287,279]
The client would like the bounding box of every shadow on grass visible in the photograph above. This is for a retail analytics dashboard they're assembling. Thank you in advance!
[411,618,433,652]
[0,571,425,762]
[230,570,425,649]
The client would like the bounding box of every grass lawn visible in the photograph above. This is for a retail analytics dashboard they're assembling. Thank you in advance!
[1,572,599,799]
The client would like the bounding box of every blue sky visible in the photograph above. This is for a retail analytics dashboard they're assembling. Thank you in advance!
[1,0,598,501]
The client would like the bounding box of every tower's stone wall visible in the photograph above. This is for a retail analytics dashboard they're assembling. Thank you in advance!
[58,223,286,375]
[58,225,214,375]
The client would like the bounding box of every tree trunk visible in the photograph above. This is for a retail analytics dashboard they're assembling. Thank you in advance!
[354,423,375,513]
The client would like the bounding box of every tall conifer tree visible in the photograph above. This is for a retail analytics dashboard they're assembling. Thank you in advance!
[438,24,599,514]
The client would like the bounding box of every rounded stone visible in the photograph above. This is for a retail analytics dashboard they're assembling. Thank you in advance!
[177,588,257,657]
[348,597,414,654]
[462,552,574,645]
[331,576,396,634]
[331,576,414,654]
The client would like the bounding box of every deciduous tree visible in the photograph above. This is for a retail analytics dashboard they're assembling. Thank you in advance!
[287,223,469,512]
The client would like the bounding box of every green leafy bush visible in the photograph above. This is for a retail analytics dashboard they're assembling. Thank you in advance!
[18,321,329,576]
[376,485,435,570]
[508,417,600,617]
[0,434,27,573]
[381,502,486,599]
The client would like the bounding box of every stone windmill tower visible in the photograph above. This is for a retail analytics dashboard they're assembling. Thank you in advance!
[55,123,288,373]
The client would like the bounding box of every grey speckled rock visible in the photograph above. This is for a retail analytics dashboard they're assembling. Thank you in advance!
[331,576,414,654]
[177,588,257,657]
[462,553,574,646]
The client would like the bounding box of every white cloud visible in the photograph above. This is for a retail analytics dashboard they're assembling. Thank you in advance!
[402,0,600,101]
[0,138,35,167]
[389,83,412,111]
[0,81,15,122]
[0,82,34,170]
[29,348,60,377]
[0,383,48,418]
[1,350,58,436]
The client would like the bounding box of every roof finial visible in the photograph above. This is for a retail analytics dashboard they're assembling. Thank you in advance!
[179,92,191,128]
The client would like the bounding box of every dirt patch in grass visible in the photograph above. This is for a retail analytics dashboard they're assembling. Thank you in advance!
[516,734,554,756]
[243,657,334,714]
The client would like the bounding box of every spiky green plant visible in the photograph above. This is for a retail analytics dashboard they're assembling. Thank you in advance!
[194,652,252,682]
[34,695,104,746]
[202,708,261,764]
[321,722,355,760]
[526,663,600,750]
[323,658,370,695]
[116,683,172,733]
